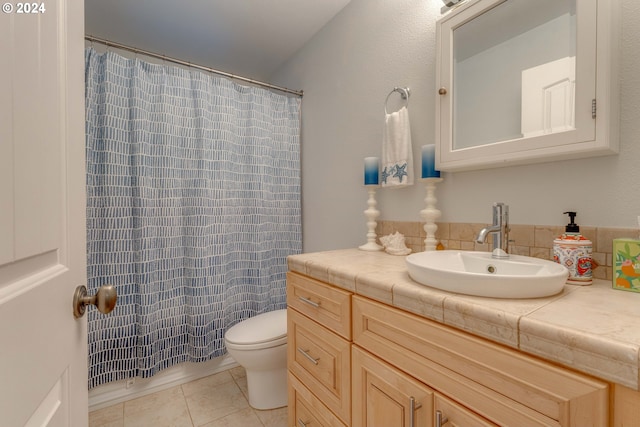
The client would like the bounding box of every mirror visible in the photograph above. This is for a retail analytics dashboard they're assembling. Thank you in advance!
[436,0,619,172]
[453,0,576,149]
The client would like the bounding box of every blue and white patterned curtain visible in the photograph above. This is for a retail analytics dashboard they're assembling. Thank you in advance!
[84,49,301,388]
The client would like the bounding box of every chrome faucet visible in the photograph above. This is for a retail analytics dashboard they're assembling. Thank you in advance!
[476,202,510,259]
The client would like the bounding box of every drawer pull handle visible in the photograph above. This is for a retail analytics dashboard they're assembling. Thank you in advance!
[297,347,320,365]
[297,419,310,427]
[410,396,422,427]
[436,410,449,427]
[299,296,320,308]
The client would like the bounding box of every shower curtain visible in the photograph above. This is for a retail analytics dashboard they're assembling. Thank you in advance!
[84,49,301,388]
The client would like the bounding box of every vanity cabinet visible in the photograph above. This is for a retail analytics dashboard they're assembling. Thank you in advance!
[287,272,352,426]
[352,295,607,426]
[287,271,636,426]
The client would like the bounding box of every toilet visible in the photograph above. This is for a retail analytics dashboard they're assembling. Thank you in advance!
[224,309,288,410]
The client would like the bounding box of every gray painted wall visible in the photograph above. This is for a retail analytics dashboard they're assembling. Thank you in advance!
[272,0,640,253]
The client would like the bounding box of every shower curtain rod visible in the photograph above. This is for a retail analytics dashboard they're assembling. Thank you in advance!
[84,35,304,97]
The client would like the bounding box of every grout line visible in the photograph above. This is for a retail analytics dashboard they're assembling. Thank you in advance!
[180,383,196,427]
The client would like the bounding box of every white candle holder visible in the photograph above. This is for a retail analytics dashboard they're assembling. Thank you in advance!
[420,178,443,251]
[359,186,383,251]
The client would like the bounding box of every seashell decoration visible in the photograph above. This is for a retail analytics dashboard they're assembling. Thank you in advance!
[379,232,412,256]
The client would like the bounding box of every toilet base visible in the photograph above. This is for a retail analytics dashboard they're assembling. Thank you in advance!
[245,367,288,410]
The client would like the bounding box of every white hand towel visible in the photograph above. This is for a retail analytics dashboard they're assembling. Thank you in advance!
[381,106,413,188]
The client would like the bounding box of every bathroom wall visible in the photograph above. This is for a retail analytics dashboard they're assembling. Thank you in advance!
[272,0,640,253]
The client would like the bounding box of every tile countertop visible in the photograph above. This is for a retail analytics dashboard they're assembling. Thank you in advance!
[287,248,640,390]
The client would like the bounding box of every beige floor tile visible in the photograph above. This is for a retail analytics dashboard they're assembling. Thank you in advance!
[231,368,249,401]
[254,406,288,427]
[89,368,289,427]
[228,366,246,381]
[182,373,249,426]
[89,403,124,427]
[123,386,192,427]
[199,407,263,427]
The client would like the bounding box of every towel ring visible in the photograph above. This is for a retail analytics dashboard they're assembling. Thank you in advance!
[384,87,410,114]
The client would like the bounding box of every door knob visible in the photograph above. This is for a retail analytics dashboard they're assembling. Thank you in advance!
[73,285,117,318]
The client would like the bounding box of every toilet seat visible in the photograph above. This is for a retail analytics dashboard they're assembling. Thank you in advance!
[225,309,287,351]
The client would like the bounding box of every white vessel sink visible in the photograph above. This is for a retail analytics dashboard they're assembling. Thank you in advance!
[405,251,568,298]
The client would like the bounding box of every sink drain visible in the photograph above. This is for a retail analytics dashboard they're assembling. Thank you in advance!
[486,264,497,274]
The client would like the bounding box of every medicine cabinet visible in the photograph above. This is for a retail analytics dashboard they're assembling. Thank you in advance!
[435,0,619,171]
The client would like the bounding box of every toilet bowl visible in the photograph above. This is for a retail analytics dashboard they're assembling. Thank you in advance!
[224,309,288,410]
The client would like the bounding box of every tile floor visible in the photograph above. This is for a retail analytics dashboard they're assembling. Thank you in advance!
[89,366,287,427]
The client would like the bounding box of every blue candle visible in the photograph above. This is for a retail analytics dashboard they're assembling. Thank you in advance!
[364,157,379,185]
[421,145,440,178]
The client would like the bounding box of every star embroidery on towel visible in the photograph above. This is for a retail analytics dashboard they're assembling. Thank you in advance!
[381,166,393,184]
[393,163,408,183]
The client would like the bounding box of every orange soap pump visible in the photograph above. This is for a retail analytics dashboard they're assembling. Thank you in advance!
[553,211,593,285]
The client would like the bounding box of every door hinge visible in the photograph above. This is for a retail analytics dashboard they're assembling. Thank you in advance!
[592,99,597,119]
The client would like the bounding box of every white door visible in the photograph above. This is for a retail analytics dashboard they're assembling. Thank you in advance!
[521,56,577,138]
[0,0,88,425]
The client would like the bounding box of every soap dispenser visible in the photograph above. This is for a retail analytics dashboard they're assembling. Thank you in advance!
[553,212,593,285]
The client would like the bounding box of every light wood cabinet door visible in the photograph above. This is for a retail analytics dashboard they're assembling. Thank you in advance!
[288,308,351,424]
[612,384,640,427]
[289,372,347,427]
[352,346,433,427]
[434,394,497,427]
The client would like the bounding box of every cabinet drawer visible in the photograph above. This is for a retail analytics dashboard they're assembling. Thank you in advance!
[353,296,608,427]
[288,308,351,424]
[435,393,497,427]
[289,372,347,427]
[287,272,351,339]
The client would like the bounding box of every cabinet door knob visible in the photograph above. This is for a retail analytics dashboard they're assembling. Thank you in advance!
[436,410,449,427]
[438,87,448,95]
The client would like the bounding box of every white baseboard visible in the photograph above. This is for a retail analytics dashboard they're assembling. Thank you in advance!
[88,354,239,412]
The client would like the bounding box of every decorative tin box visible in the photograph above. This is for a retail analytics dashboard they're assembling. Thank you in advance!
[613,238,640,292]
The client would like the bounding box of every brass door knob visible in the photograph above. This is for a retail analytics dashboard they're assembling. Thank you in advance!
[73,285,117,318]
